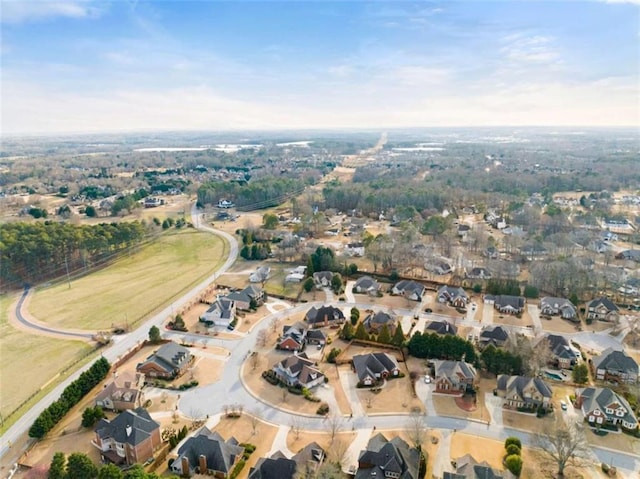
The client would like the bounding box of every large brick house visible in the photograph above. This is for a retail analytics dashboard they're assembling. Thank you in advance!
[586,297,619,322]
[171,427,244,477]
[272,353,325,389]
[93,408,161,466]
[576,387,638,431]
[355,433,420,479]
[304,305,345,328]
[496,375,553,410]
[433,360,477,394]
[352,353,400,386]
[136,342,193,380]
[593,348,638,384]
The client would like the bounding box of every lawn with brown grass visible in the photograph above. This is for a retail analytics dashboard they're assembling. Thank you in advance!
[0,293,95,431]
[29,229,227,331]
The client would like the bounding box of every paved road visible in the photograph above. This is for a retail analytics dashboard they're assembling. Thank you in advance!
[0,204,239,463]
[14,286,95,339]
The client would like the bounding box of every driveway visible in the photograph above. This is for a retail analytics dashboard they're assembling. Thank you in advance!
[342,427,372,474]
[338,367,365,418]
[484,393,503,427]
[431,430,453,479]
[528,304,543,334]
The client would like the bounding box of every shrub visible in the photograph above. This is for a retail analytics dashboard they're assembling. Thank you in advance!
[472,283,482,293]
[316,403,330,415]
[229,459,246,479]
[504,437,522,449]
[327,348,341,363]
[505,444,521,456]
[505,454,523,476]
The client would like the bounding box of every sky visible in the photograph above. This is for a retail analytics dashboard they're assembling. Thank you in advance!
[1,0,639,134]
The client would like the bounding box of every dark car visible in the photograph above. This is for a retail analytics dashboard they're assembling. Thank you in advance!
[424,308,433,313]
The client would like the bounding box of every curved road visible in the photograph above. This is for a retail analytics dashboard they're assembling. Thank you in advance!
[0,204,238,462]
[3,207,638,474]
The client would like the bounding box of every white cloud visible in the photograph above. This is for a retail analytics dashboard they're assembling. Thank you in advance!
[501,34,561,64]
[0,0,105,23]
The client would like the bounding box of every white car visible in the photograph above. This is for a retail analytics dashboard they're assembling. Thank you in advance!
[424,376,431,384]
[560,401,567,411]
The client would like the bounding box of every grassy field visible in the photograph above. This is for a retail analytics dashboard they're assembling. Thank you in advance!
[29,229,227,330]
[0,293,95,432]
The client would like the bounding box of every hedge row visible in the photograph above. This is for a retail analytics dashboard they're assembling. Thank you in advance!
[29,357,111,439]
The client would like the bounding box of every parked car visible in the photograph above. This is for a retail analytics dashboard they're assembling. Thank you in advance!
[424,376,431,384]
[425,308,433,313]
[560,401,567,411]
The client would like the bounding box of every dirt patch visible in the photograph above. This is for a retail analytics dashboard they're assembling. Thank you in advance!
[286,430,356,458]
[494,311,533,328]
[539,315,584,334]
[356,377,424,415]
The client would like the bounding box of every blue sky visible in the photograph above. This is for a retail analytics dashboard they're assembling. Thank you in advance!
[1,0,638,133]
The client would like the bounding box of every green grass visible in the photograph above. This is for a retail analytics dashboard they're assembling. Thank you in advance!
[0,293,95,432]
[29,229,227,330]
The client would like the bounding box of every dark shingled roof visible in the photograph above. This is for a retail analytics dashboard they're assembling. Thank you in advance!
[593,348,639,375]
[95,408,159,447]
[355,433,420,479]
[175,428,244,474]
[304,305,345,324]
[248,456,297,479]
[426,320,458,336]
[352,353,399,382]
[137,342,192,375]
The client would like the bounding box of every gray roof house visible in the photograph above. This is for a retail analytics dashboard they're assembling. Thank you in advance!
[355,433,420,479]
[616,249,640,262]
[363,310,397,334]
[437,286,469,308]
[478,325,510,349]
[249,443,325,479]
[545,334,579,369]
[391,280,425,301]
[434,360,477,394]
[352,353,400,386]
[444,454,504,479]
[496,375,553,410]
[304,305,345,328]
[426,320,458,336]
[93,408,161,466]
[272,352,325,389]
[225,285,264,311]
[313,271,334,288]
[249,266,271,283]
[493,295,526,314]
[201,297,236,327]
[540,297,577,320]
[593,348,638,384]
[353,276,380,295]
[577,387,638,431]
[136,342,193,380]
[465,267,492,280]
[586,297,619,322]
[95,372,145,412]
[171,428,244,477]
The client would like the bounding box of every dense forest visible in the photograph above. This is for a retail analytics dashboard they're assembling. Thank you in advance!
[197,177,307,210]
[0,221,147,286]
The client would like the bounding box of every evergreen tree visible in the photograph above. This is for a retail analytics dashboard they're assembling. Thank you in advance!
[391,323,405,347]
[98,464,124,479]
[354,322,367,340]
[340,322,355,340]
[148,325,161,343]
[377,324,391,344]
[66,452,98,479]
[48,452,66,479]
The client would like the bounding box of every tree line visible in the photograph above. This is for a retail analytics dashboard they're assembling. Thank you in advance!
[407,331,477,364]
[0,221,146,285]
[197,177,305,210]
[48,452,179,479]
[29,357,110,439]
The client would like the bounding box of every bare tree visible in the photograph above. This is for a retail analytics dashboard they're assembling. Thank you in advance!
[281,388,288,403]
[290,416,303,440]
[250,412,260,436]
[189,408,205,429]
[270,317,281,333]
[326,437,349,470]
[256,329,268,348]
[532,420,590,478]
[325,414,343,444]
[507,335,553,377]
[406,411,428,451]
[250,352,261,371]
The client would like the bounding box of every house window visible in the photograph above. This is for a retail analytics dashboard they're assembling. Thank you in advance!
[605,408,612,414]
[615,410,624,417]
[596,417,603,424]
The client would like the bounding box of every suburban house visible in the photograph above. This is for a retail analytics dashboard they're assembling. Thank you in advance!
[425,320,458,336]
[136,342,193,380]
[313,271,334,288]
[143,197,163,208]
[93,408,161,466]
[345,241,365,257]
[272,352,325,389]
[391,280,425,301]
[484,246,499,259]
[426,259,454,276]
[616,249,640,262]
[353,276,380,295]
[433,360,477,394]
[437,286,469,308]
[576,387,638,431]
[593,348,639,384]
[355,433,420,479]
[539,297,578,321]
[95,372,145,411]
[457,224,471,238]
[171,428,244,477]
[545,334,579,369]
[249,443,325,479]
[521,244,548,261]
[363,310,397,334]
[493,295,526,315]
[444,454,504,479]
[278,323,308,351]
[285,265,306,283]
[496,375,553,410]
[249,266,271,283]
[586,297,619,322]
[304,305,345,328]
[225,285,265,311]
[478,325,510,349]
[201,297,236,327]
[352,353,400,386]
[465,267,492,280]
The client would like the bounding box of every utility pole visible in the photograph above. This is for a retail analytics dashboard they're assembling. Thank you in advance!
[64,252,71,290]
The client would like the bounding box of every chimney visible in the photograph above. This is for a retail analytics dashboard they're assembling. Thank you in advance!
[199,454,207,473]
[181,456,190,476]
[125,425,132,437]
